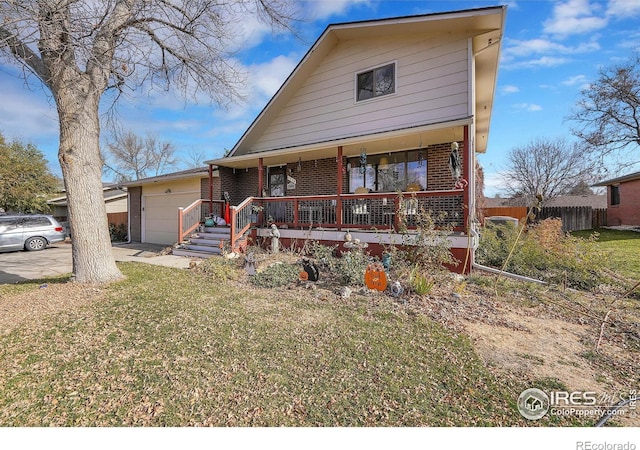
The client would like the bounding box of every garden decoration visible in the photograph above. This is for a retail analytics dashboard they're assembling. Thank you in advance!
[244,252,256,276]
[301,258,320,282]
[364,262,387,291]
[269,223,280,253]
[382,253,391,270]
[390,281,403,297]
[298,271,309,281]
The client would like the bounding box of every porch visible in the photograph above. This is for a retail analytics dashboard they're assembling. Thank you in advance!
[175,188,474,272]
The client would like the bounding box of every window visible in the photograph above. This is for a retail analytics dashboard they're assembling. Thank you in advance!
[611,185,620,206]
[348,150,427,193]
[356,63,395,102]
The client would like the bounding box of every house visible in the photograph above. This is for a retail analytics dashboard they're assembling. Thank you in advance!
[121,167,220,245]
[48,185,128,231]
[593,171,640,226]
[185,6,506,273]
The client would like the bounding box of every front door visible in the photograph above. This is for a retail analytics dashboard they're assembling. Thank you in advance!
[269,172,285,197]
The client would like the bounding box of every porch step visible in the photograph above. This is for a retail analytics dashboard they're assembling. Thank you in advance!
[172,225,248,258]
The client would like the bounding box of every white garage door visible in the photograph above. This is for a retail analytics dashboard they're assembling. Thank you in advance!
[143,193,199,245]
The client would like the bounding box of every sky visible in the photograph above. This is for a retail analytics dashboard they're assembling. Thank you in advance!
[1,0,640,197]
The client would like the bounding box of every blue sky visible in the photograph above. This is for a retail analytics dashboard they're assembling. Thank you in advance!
[1,0,640,197]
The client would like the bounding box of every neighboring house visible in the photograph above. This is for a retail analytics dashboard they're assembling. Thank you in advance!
[190,6,506,273]
[121,167,220,245]
[47,185,128,231]
[593,171,640,226]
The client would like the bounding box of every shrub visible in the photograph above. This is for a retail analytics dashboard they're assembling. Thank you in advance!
[198,257,240,281]
[109,223,127,242]
[250,262,300,288]
[476,218,610,290]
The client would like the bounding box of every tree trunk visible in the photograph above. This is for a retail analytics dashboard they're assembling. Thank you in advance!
[56,80,124,284]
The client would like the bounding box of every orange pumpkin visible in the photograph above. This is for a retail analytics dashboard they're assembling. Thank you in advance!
[299,271,309,281]
[364,262,387,291]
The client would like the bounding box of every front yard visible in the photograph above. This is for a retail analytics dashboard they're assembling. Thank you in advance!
[0,226,638,426]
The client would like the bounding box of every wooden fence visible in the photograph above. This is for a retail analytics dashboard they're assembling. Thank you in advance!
[538,207,606,232]
[107,212,128,227]
[480,207,528,223]
[481,206,607,232]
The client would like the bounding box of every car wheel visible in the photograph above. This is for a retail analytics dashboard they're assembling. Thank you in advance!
[25,237,47,251]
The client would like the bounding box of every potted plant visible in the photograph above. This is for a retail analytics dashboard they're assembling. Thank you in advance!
[250,205,264,223]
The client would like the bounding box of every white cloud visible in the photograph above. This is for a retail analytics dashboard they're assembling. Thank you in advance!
[248,54,300,101]
[607,0,640,18]
[543,0,608,37]
[303,0,374,20]
[561,74,588,86]
[513,103,542,112]
[503,56,571,70]
[500,85,520,95]
[502,37,600,60]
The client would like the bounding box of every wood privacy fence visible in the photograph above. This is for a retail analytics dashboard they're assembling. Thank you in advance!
[107,212,128,227]
[481,207,528,223]
[480,206,607,232]
[538,207,606,232]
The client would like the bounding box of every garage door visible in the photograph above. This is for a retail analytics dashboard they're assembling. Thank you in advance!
[143,193,199,245]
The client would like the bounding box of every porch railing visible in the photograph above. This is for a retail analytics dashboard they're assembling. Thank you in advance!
[178,199,225,243]
[260,190,464,231]
[229,196,255,252]
[222,190,464,255]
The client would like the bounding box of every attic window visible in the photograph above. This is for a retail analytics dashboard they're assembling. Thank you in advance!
[356,63,395,102]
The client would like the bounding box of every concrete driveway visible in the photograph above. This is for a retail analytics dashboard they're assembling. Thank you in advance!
[0,241,195,284]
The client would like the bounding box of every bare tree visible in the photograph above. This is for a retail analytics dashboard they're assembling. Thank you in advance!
[0,0,297,283]
[104,130,178,182]
[568,52,640,169]
[502,138,596,205]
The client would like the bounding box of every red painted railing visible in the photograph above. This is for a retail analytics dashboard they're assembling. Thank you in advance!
[177,199,225,243]
[259,190,465,231]
[183,190,464,251]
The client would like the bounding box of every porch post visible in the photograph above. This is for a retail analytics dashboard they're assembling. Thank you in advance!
[208,164,214,212]
[258,158,264,197]
[336,146,343,229]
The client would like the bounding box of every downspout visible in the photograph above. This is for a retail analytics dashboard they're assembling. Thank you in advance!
[125,187,132,244]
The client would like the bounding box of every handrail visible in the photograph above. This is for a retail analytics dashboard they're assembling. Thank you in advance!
[229,196,255,252]
[177,198,225,243]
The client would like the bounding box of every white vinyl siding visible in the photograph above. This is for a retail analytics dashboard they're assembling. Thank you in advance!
[250,35,469,153]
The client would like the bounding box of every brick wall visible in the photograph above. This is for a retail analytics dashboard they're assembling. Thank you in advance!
[283,158,340,196]
[200,175,221,200]
[128,186,142,242]
[219,143,463,204]
[220,167,260,205]
[607,178,640,226]
[427,142,462,191]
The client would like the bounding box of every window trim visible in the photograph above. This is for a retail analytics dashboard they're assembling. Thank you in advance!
[354,61,397,103]
[610,184,620,206]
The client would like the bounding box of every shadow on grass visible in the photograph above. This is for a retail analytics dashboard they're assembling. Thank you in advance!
[0,275,72,296]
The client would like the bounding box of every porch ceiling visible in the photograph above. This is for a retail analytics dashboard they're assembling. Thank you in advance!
[208,121,469,169]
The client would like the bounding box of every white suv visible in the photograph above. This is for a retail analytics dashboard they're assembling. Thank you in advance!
[0,214,66,252]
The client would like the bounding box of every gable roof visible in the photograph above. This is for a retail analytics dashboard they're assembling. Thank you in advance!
[206,6,505,167]
[47,186,127,206]
[593,171,640,186]
[117,167,214,188]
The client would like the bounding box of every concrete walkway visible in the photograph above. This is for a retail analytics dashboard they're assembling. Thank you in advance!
[0,241,196,284]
